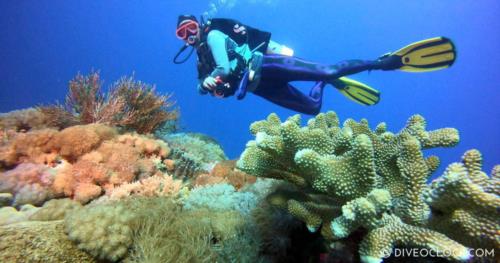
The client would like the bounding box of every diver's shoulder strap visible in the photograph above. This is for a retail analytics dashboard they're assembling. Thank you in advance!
[202,18,271,53]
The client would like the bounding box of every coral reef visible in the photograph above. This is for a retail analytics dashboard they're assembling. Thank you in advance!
[0,204,39,225]
[0,220,96,262]
[0,124,172,204]
[0,163,57,206]
[158,132,227,178]
[38,71,178,133]
[237,111,498,262]
[0,193,13,207]
[29,198,82,221]
[1,72,178,135]
[426,150,500,250]
[252,200,327,263]
[125,197,217,263]
[105,174,183,201]
[125,197,262,263]
[194,160,257,189]
[64,202,135,261]
[0,108,50,132]
[182,183,258,215]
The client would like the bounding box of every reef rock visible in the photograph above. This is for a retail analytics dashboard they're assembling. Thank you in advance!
[0,220,95,262]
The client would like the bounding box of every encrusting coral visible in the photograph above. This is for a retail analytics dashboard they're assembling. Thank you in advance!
[0,204,39,226]
[237,111,498,262]
[28,198,82,221]
[0,220,96,262]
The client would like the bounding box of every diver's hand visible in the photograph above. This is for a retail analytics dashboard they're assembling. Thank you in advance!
[202,76,217,90]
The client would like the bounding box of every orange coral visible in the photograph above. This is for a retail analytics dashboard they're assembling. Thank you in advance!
[49,129,171,203]
[163,159,176,172]
[46,124,116,161]
[0,129,59,167]
[194,173,226,187]
[193,160,257,189]
[1,123,173,204]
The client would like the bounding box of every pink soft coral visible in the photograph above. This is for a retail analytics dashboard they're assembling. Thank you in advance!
[0,163,57,206]
[50,131,171,203]
[1,124,172,204]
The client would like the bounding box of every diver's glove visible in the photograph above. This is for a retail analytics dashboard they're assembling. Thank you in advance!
[203,76,218,90]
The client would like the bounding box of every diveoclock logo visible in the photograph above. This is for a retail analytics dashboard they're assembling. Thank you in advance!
[382,248,496,259]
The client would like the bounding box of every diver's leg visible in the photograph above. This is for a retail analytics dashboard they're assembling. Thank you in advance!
[261,54,381,83]
[253,81,326,115]
[266,40,295,56]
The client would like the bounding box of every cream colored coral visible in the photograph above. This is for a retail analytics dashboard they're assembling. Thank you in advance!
[29,198,82,221]
[64,203,134,261]
[426,149,500,249]
[359,215,470,263]
[106,174,183,200]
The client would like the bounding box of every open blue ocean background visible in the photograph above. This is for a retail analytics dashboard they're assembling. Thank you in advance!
[1,0,498,179]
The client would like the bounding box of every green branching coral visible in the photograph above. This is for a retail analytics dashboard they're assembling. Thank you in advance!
[330,189,392,239]
[426,149,500,250]
[359,215,469,263]
[237,111,458,221]
[237,111,500,262]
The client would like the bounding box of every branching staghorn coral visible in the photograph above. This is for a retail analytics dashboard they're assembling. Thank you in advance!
[425,149,500,250]
[237,111,499,262]
[238,111,457,218]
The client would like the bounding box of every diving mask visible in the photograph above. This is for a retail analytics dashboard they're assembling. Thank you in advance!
[175,20,199,41]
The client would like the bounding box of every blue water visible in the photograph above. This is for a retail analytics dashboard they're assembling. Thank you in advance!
[1,0,499,178]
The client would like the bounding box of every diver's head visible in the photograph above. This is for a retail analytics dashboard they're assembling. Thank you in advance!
[176,15,200,45]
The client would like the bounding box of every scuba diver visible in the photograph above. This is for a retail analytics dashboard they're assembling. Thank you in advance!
[173,15,456,115]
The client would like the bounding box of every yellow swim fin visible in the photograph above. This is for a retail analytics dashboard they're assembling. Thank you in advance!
[378,37,456,72]
[332,77,380,106]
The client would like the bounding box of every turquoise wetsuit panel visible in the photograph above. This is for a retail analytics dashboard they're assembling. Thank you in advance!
[206,30,252,80]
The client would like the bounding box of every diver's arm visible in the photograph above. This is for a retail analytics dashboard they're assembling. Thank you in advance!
[206,30,231,80]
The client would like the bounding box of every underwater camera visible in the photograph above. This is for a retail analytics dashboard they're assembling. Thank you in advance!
[213,76,233,98]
